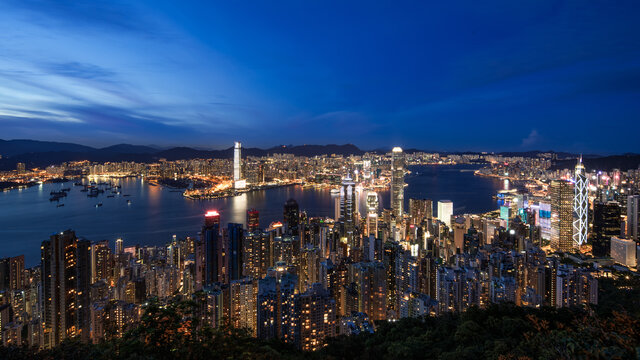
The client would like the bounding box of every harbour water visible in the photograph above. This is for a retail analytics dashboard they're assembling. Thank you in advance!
[0,164,503,265]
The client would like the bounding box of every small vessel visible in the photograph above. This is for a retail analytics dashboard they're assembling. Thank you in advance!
[123,194,131,197]
[107,195,115,198]
[57,204,65,208]
[73,182,83,186]
[127,200,132,205]
[95,203,103,207]
[330,188,340,195]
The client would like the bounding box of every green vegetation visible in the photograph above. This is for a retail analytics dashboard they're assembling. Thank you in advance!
[2,277,640,360]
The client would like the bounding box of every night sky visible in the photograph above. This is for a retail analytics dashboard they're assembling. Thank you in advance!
[0,1,638,153]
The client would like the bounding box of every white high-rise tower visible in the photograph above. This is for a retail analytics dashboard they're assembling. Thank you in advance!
[573,156,588,247]
[234,142,246,189]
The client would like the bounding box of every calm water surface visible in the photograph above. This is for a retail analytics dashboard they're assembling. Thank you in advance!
[0,164,503,265]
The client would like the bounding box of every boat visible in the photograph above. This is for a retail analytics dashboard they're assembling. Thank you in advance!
[330,188,340,195]
[95,203,103,207]
[107,195,115,198]
[123,194,131,197]
[73,182,83,186]
[127,200,132,205]
[57,204,65,207]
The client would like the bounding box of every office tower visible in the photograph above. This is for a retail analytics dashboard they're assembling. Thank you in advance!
[437,200,453,228]
[362,159,372,184]
[627,195,640,241]
[298,283,336,351]
[538,202,552,241]
[247,208,260,232]
[227,223,244,282]
[550,180,575,252]
[591,201,622,257]
[409,198,433,225]
[390,147,405,217]
[115,238,124,255]
[233,141,245,189]
[340,176,356,246]
[16,162,26,174]
[257,272,299,345]
[41,230,91,347]
[202,212,223,286]
[365,191,379,238]
[573,157,589,247]
[284,199,300,236]
[610,237,637,267]
[91,240,113,284]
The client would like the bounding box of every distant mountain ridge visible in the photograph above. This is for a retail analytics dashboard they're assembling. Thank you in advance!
[0,140,368,170]
[0,138,636,171]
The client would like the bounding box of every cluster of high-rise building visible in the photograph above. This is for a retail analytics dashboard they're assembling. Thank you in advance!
[6,146,640,351]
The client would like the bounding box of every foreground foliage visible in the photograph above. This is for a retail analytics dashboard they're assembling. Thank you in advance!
[2,277,640,360]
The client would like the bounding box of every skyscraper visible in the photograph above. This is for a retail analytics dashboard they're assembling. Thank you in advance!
[573,157,589,247]
[437,200,453,228]
[257,272,299,345]
[234,141,246,189]
[284,199,300,236]
[41,230,91,347]
[409,198,433,225]
[550,180,574,252]
[366,191,379,238]
[115,238,123,256]
[340,176,356,245]
[591,201,621,257]
[203,212,222,286]
[391,147,405,217]
[247,208,260,232]
[91,240,113,284]
[627,195,640,241]
[227,223,244,282]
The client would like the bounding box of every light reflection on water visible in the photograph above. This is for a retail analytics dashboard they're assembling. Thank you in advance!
[0,164,502,266]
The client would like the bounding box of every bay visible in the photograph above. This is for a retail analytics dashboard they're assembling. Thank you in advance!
[0,164,503,266]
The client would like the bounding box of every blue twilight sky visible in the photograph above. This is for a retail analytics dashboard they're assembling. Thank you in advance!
[0,1,638,153]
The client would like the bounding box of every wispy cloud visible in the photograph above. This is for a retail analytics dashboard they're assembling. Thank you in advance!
[521,130,540,147]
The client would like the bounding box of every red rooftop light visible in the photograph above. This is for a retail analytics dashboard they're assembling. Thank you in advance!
[205,210,219,217]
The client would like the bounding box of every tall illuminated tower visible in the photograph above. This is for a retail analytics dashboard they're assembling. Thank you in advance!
[234,141,246,189]
[391,147,405,217]
[573,157,589,247]
[366,191,379,237]
[437,200,453,228]
[340,176,356,245]
[550,180,574,252]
